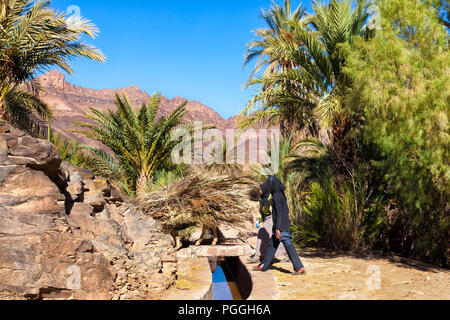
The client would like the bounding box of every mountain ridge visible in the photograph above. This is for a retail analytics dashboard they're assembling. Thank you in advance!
[38,70,235,127]
[36,70,242,148]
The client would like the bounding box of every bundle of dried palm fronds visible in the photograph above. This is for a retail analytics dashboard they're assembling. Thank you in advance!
[140,174,256,233]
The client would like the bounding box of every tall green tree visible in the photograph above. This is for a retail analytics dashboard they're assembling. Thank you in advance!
[252,133,297,184]
[424,0,449,28]
[286,137,386,250]
[75,93,187,197]
[343,0,450,264]
[0,0,105,131]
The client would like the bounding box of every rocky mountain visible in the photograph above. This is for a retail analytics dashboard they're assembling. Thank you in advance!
[36,70,274,168]
[37,70,236,147]
[0,124,178,299]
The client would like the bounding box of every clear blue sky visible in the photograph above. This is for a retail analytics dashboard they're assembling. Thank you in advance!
[50,0,313,119]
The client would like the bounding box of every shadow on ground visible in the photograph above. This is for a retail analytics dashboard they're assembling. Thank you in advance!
[298,248,446,273]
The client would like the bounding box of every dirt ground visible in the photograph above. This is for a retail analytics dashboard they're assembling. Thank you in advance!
[266,248,450,300]
[244,197,449,300]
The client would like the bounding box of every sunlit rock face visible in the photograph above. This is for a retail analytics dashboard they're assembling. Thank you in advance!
[0,129,177,300]
[36,70,233,146]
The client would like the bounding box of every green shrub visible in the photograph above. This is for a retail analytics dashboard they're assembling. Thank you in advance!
[343,0,450,265]
[292,169,385,251]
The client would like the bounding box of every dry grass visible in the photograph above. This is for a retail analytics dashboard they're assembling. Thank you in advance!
[140,174,257,233]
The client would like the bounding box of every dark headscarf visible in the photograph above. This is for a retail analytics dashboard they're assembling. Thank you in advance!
[259,182,271,209]
[266,176,285,195]
[265,176,290,232]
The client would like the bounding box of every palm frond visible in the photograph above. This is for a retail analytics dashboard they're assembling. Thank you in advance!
[0,0,105,133]
[242,0,372,136]
[141,174,256,233]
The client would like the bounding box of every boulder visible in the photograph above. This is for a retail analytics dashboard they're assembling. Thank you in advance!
[60,161,92,203]
[83,179,109,212]
[108,185,128,203]
[66,171,84,201]
[67,203,123,246]
[60,161,95,181]
[0,225,116,300]
[121,206,172,251]
[2,131,61,178]
[0,166,65,236]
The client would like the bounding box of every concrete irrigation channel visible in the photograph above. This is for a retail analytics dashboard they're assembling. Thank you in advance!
[210,257,252,300]
[160,239,278,300]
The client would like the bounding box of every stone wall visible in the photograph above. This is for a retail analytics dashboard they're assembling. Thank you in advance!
[0,125,178,300]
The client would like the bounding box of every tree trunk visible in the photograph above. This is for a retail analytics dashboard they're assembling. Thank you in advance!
[0,99,6,121]
[136,171,150,198]
[0,97,7,133]
[0,119,7,134]
[0,83,9,121]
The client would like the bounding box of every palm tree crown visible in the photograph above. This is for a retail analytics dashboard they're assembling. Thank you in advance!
[241,0,370,134]
[244,0,309,79]
[0,0,105,132]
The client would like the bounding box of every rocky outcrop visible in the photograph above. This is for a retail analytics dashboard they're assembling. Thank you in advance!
[0,127,177,300]
[1,130,62,178]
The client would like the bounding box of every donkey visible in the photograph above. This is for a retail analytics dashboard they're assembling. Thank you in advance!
[171,225,219,251]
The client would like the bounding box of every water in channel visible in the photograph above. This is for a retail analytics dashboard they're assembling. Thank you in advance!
[211,258,243,300]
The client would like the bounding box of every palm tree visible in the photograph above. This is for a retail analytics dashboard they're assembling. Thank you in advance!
[0,0,105,132]
[241,0,370,134]
[244,0,309,78]
[285,138,333,189]
[48,128,92,168]
[74,93,187,197]
[2,87,53,135]
[242,0,313,135]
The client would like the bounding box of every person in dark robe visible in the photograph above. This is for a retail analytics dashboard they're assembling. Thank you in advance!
[257,176,306,275]
[247,182,287,264]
